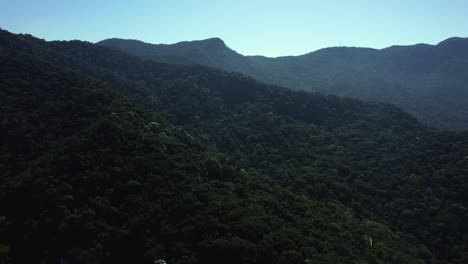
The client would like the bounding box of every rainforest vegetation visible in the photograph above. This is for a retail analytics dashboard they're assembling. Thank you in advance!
[1,29,468,263]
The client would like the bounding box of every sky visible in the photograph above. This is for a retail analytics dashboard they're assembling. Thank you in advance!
[1,0,468,57]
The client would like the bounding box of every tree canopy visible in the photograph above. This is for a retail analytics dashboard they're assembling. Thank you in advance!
[1,30,468,263]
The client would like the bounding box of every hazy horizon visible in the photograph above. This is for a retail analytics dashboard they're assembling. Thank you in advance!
[2,0,468,56]
[4,26,467,58]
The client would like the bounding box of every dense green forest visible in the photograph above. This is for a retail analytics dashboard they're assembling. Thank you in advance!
[98,36,468,130]
[1,29,468,263]
[0,55,421,264]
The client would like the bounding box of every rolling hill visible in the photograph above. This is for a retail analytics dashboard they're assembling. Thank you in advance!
[98,36,468,130]
[2,29,468,263]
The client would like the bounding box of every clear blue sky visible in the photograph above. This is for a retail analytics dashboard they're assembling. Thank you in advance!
[2,0,467,57]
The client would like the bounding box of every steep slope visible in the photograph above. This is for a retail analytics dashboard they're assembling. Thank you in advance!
[98,36,468,130]
[2,30,468,263]
[0,54,421,264]
[97,37,256,74]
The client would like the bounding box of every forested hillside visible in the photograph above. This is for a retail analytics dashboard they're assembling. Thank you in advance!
[1,55,419,264]
[98,36,468,130]
[1,29,468,263]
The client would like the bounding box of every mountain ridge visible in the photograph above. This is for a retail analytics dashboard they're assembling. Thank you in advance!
[98,36,468,58]
[98,35,468,130]
[2,29,468,263]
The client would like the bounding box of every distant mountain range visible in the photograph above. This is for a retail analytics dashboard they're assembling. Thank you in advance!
[98,36,468,130]
[2,29,468,263]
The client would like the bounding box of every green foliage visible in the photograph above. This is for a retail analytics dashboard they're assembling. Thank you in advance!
[0,55,421,263]
[98,36,468,130]
[1,29,468,263]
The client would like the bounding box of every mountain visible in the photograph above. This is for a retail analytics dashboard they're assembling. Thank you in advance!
[1,54,415,264]
[98,36,468,130]
[2,29,468,263]
[97,37,256,75]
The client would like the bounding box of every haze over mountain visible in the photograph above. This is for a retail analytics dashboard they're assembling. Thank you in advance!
[98,36,468,130]
[2,29,468,263]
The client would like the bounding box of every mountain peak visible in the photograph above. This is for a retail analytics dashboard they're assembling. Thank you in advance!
[437,37,468,47]
[202,37,225,44]
[189,37,227,50]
